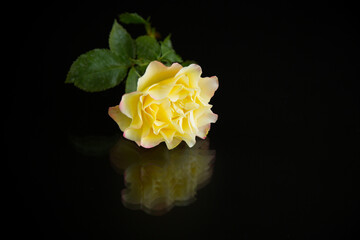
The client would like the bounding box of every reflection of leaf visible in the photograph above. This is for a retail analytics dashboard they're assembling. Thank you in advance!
[109,137,215,215]
[68,134,119,157]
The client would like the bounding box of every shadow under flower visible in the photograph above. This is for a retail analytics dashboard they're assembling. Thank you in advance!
[110,138,216,216]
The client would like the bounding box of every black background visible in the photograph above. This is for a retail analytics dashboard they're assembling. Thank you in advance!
[7,1,359,239]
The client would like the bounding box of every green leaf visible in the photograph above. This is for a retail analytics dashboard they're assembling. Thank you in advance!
[66,49,129,92]
[181,60,197,67]
[135,64,147,76]
[119,12,148,25]
[109,20,135,64]
[125,67,140,93]
[135,35,161,61]
[162,34,173,48]
[160,35,183,64]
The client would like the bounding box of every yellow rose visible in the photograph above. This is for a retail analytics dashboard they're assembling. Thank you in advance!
[108,61,218,149]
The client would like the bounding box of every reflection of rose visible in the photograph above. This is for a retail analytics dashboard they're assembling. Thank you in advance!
[109,61,218,149]
[110,138,215,215]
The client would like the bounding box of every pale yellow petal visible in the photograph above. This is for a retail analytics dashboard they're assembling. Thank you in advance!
[198,76,219,103]
[187,111,198,132]
[156,99,172,122]
[196,123,211,139]
[152,120,168,135]
[141,94,155,108]
[123,128,142,146]
[168,84,184,102]
[175,118,197,147]
[160,128,176,143]
[197,110,218,127]
[108,105,131,131]
[119,92,142,118]
[140,131,164,148]
[137,61,182,92]
[147,78,177,100]
[170,116,184,134]
[182,135,196,148]
[175,74,190,87]
[165,137,182,150]
[175,64,202,88]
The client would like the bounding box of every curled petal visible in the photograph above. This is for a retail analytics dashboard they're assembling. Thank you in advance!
[197,110,218,127]
[108,105,131,131]
[182,134,196,148]
[164,137,182,150]
[137,61,182,92]
[198,76,219,103]
[160,128,176,144]
[120,92,142,118]
[197,123,211,139]
[147,78,177,100]
[140,132,163,148]
[123,128,142,146]
[175,64,202,88]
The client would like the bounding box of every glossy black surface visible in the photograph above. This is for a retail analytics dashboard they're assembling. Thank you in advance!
[8,1,359,239]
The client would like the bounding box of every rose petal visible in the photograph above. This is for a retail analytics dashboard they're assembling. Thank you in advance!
[123,128,142,145]
[165,137,182,150]
[120,92,142,118]
[197,110,218,127]
[120,92,143,129]
[160,128,176,143]
[183,135,196,148]
[196,123,211,139]
[198,76,219,103]
[175,64,202,88]
[108,105,131,131]
[147,78,177,100]
[152,120,168,135]
[140,132,163,148]
[137,61,182,92]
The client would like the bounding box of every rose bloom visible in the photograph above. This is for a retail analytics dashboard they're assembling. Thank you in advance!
[109,61,218,149]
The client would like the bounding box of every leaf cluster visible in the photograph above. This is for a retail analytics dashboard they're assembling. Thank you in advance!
[66,13,191,93]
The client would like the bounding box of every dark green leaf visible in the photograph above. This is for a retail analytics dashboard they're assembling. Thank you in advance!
[160,35,183,64]
[125,67,139,93]
[119,12,148,25]
[66,49,129,92]
[181,60,197,67]
[135,64,147,76]
[162,34,173,48]
[109,20,135,64]
[135,35,161,61]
